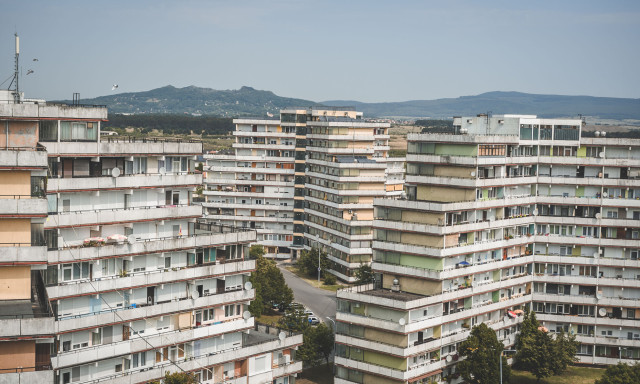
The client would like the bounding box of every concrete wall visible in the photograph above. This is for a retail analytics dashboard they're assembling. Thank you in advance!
[383,274,441,296]
[0,171,31,197]
[433,165,475,178]
[417,185,474,203]
[401,232,442,248]
[0,121,38,148]
[0,340,34,371]
[363,327,407,348]
[401,210,443,225]
[0,218,30,245]
[0,266,31,300]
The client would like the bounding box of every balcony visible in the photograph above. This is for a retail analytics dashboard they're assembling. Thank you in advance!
[86,324,302,384]
[0,146,48,168]
[52,317,255,369]
[334,356,443,381]
[48,260,255,299]
[48,224,256,263]
[0,245,47,265]
[56,288,255,333]
[0,370,53,384]
[45,204,202,228]
[41,137,201,157]
[0,274,55,338]
[0,197,47,217]
[47,173,201,192]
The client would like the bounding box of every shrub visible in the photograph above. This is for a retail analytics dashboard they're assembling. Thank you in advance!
[323,274,337,285]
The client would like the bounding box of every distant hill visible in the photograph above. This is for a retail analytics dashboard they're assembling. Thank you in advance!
[59,85,318,116]
[62,86,640,120]
[323,91,640,119]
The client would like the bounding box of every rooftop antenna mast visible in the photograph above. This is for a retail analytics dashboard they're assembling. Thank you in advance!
[9,33,21,103]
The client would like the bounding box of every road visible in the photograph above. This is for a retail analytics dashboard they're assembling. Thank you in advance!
[278,263,337,327]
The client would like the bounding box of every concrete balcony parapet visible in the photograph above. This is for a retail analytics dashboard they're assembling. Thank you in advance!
[48,229,255,264]
[52,317,255,369]
[47,173,201,192]
[47,260,256,299]
[0,370,53,384]
[0,316,55,338]
[45,204,202,229]
[55,288,255,333]
[0,245,48,265]
[0,197,47,217]
[0,147,48,168]
[100,331,302,384]
[41,140,202,156]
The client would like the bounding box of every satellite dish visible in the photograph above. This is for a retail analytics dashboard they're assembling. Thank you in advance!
[602,192,608,198]
[127,236,136,245]
[278,331,286,342]
[243,311,251,320]
[532,209,539,216]
[596,292,603,300]
[112,167,121,178]
[191,290,200,300]
[244,281,253,290]
[598,308,607,317]
[399,318,406,326]
[595,213,602,219]
[159,167,166,175]
[470,171,476,177]
[446,355,453,363]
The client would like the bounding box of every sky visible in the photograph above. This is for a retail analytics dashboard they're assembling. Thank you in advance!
[1,0,639,103]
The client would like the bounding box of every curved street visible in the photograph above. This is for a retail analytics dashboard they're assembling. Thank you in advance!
[277,262,337,328]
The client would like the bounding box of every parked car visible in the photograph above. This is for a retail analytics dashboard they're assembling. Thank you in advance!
[308,315,320,325]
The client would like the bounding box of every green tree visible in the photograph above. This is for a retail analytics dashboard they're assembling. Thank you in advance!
[549,330,578,375]
[278,304,309,332]
[150,371,197,384]
[248,250,293,317]
[297,323,335,367]
[457,323,509,384]
[323,274,337,285]
[297,248,329,277]
[595,363,640,384]
[514,309,576,382]
[354,263,374,285]
[249,244,265,259]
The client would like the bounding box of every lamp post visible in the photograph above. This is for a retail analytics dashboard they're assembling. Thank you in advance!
[316,234,321,283]
[500,349,517,384]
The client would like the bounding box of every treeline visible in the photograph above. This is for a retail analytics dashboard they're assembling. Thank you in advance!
[415,119,454,133]
[104,114,234,135]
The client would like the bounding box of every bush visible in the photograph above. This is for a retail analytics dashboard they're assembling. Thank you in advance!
[323,274,337,285]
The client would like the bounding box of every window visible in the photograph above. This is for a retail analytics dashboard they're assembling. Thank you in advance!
[132,352,146,368]
[60,121,97,141]
[254,355,267,373]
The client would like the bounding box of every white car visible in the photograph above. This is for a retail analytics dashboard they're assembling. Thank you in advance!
[307,315,320,325]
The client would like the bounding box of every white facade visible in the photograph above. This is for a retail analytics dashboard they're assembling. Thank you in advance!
[203,118,295,259]
[0,96,302,384]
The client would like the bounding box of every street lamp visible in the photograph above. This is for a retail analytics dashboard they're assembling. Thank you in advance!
[316,234,321,283]
[500,349,517,384]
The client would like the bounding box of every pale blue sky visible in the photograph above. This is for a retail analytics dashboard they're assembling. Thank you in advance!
[1,0,639,102]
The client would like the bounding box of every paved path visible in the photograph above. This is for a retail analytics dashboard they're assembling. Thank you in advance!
[278,263,337,327]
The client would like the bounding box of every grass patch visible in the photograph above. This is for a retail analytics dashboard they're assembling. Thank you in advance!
[284,266,346,292]
[254,308,283,326]
[509,366,604,384]
[297,363,334,384]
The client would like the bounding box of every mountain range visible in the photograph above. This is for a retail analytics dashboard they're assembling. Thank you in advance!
[61,86,640,120]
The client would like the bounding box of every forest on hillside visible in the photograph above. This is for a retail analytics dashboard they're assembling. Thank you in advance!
[103,114,234,135]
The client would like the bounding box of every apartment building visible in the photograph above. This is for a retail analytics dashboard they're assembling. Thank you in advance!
[203,108,393,281]
[302,109,390,282]
[0,89,54,383]
[203,118,295,259]
[335,114,640,384]
[0,91,302,384]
